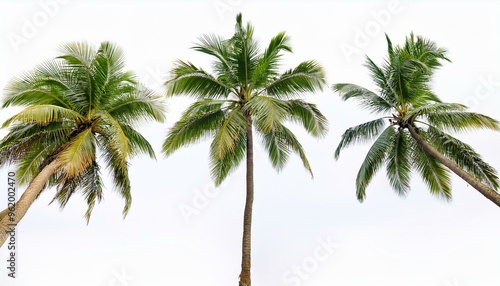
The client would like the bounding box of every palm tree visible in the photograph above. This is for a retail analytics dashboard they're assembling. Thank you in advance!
[333,33,500,206]
[162,13,328,286]
[0,42,166,247]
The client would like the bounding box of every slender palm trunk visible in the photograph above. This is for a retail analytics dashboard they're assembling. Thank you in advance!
[239,113,254,286]
[407,125,500,207]
[0,159,62,247]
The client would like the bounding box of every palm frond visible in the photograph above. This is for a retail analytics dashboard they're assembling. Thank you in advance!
[57,41,96,68]
[162,100,227,156]
[245,95,289,133]
[265,60,326,99]
[257,127,290,172]
[210,107,246,159]
[0,121,68,167]
[230,13,260,88]
[355,126,395,201]
[404,102,467,120]
[94,110,130,161]
[165,60,234,98]
[425,111,500,133]
[192,33,238,86]
[278,124,314,177]
[385,130,412,196]
[97,131,131,217]
[410,129,452,199]
[210,119,247,185]
[106,84,166,125]
[2,60,76,109]
[334,118,387,159]
[120,124,157,159]
[251,31,291,88]
[286,100,328,138]
[2,105,83,127]
[426,127,499,190]
[58,128,96,178]
[333,83,393,114]
[16,144,55,186]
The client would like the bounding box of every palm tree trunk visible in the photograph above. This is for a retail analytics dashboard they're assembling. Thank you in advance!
[239,113,254,286]
[407,125,500,207]
[0,159,62,247]
[0,207,9,221]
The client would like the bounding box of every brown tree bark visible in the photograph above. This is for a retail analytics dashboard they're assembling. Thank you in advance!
[239,113,254,286]
[0,159,63,247]
[407,124,500,207]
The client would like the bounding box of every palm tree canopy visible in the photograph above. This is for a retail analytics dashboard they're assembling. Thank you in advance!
[163,13,328,185]
[0,42,166,221]
[333,33,500,201]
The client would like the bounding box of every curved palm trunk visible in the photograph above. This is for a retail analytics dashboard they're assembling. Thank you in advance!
[239,113,254,286]
[0,159,62,247]
[0,207,9,221]
[408,125,500,207]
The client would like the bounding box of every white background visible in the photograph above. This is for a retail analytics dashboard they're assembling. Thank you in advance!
[0,1,499,285]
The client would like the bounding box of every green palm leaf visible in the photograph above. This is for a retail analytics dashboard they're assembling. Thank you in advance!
[333,83,393,114]
[410,129,452,199]
[265,61,326,98]
[334,118,387,159]
[386,130,411,196]
[356,126,395,201]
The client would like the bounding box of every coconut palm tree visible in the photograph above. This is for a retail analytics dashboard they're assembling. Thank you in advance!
[162,13,328,286]
[0,41,166,247]
[333,33,500,206]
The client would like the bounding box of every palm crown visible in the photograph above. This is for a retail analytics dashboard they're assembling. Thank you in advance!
[0,42,166,220]
[163,14,328,184]
[334,33,500,202]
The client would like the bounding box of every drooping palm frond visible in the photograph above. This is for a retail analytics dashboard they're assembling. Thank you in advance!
[209,124,247,186]
[210,107,246,160]
[58,128,96,178]
[285,99,328,138]
[276,124,314,177]
[355,126,395,201]
[2,105,84,127]
[334,118,387,159]
[385,130,411,196]
[333,83,393,114]
[426,127,499,190]
[409,130,452,200]
[163,100,228,156]
[245,95,289,133]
